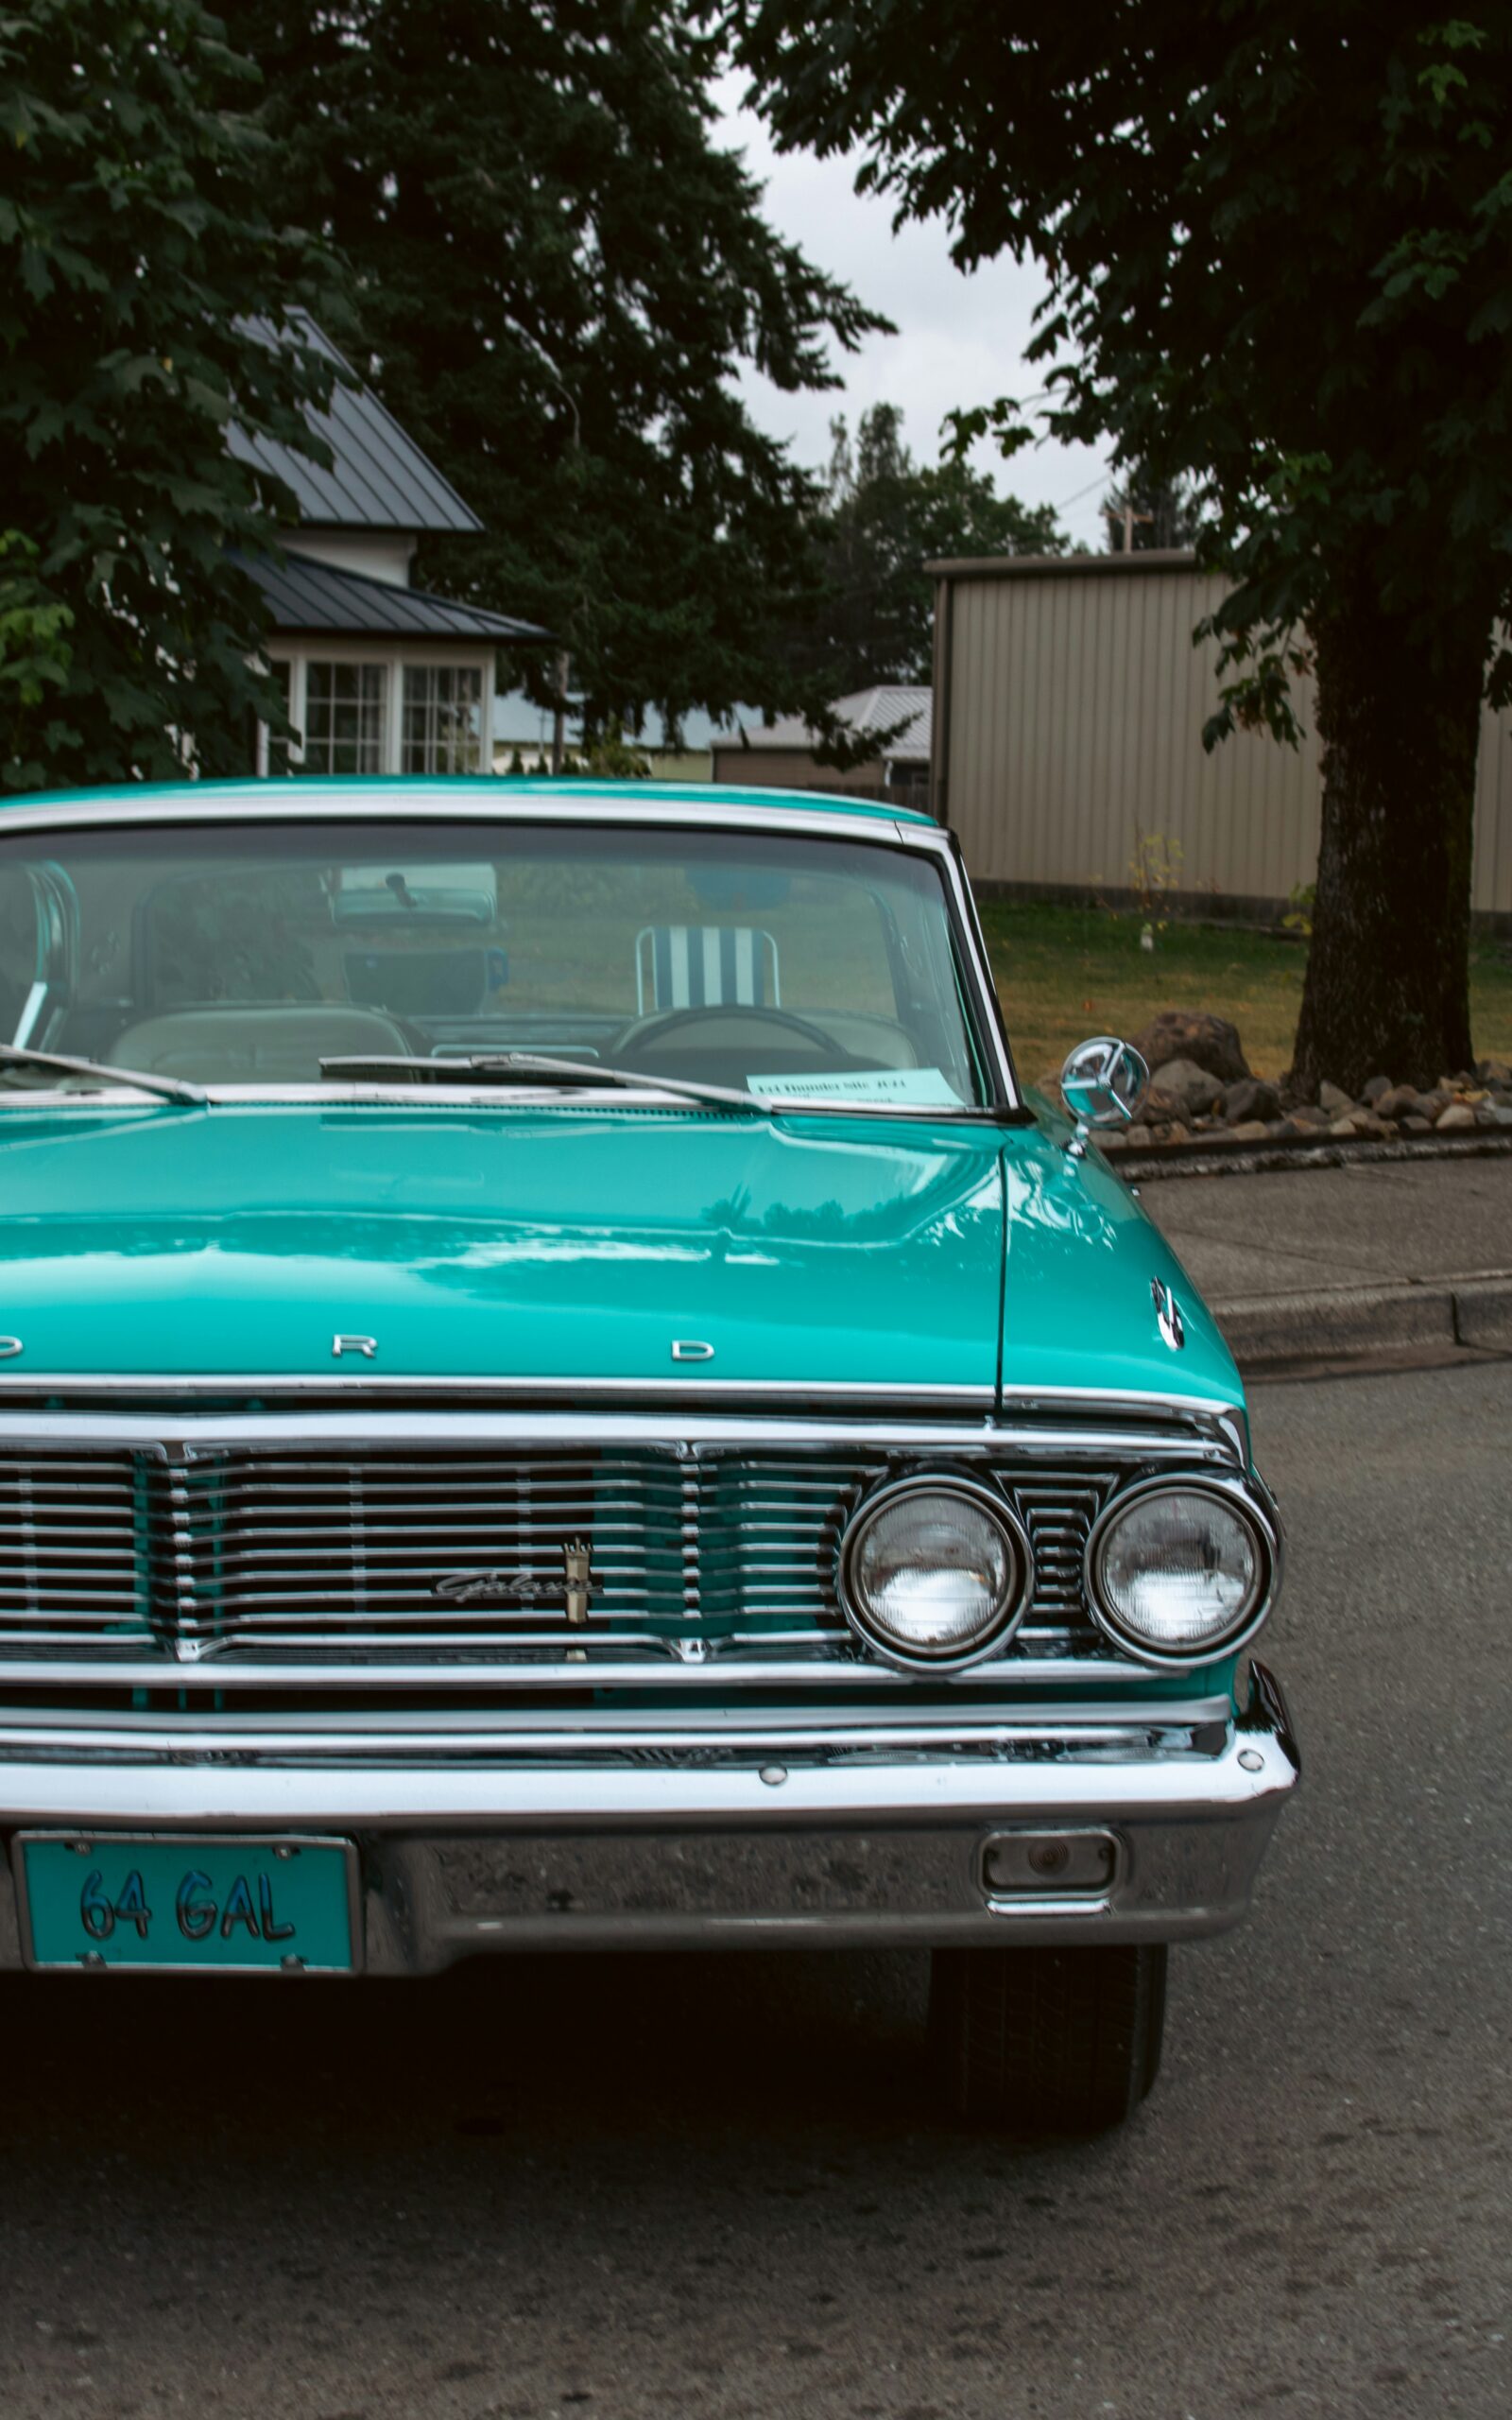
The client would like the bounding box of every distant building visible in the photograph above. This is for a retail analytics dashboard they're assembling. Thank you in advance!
[928,549,1512,921]
[232,317,548,777]
[491,691,713,782]
[710,685,932,806]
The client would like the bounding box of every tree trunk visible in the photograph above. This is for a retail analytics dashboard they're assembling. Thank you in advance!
[1290,576,1486,1099]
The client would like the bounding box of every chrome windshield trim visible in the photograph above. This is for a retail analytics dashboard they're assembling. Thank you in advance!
[0,791,1020,1113]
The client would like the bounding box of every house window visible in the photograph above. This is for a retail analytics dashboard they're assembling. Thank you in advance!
[403,664,483,774]
[303,662,387,774]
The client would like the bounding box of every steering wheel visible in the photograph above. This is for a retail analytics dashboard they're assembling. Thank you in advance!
[612,1005,843,1060]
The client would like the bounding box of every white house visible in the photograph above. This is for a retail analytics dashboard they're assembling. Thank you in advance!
[230,318,548,777]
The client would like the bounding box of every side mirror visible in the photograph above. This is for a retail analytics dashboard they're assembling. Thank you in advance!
[1059,1036,1149,1159]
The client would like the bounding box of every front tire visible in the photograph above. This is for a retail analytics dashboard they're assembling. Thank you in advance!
[928,1943,1168,2133]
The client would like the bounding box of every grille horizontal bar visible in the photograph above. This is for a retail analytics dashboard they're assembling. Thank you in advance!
[0,1443,1121,1684]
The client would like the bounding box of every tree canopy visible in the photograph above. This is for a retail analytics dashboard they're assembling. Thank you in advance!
[0,0,344,791]
[784,403,1064,694]
[729,2,1512,1090]
[238,0,890,744]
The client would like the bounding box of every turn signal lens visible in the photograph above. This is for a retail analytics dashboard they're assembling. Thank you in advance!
[1091,1485,1267,1659]
[843,1483,1027,1666]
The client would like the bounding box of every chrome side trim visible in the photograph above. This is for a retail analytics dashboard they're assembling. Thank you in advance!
[0,1405,1231,1452]
[0,1382,1247,1439]
[0,1652,1163,1694]
[0,1696,1235,1745]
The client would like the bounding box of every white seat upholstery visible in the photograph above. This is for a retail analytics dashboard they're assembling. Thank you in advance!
[636,926,780,1013]
[108,1006,412,1083]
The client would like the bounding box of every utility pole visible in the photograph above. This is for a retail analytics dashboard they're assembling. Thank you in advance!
[1119,500,1154,552]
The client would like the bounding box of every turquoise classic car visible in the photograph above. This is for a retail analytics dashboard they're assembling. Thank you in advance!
[0,779,1296,2130]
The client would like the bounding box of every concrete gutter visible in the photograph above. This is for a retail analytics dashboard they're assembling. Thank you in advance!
[1214,1271,1512,1374]
[1139,1154,1512,1378]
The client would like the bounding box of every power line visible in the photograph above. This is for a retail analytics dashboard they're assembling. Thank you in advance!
[1052,469,1113,513]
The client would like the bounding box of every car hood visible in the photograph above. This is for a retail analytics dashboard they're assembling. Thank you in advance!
[0,1103,1241,1409]
[0,1103,1005,1394]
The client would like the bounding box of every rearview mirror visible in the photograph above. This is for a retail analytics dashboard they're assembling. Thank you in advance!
[332,863,498,928]
[1059,1036,1149,1158]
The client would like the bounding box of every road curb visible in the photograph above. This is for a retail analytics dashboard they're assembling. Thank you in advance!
[1215,1271,1512,1371]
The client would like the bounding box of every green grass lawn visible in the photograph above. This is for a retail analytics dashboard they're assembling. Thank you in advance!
[976,898,1512,1089]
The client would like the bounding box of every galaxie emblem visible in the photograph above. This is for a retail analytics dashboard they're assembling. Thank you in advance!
[433,1539,598,1624]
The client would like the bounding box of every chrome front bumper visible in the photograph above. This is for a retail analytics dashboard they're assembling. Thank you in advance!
[0,1668,1298,1972]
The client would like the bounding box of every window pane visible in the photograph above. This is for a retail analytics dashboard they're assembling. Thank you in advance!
[304,663,387,774]
[0,821,991,1106]
[403,665,483,774]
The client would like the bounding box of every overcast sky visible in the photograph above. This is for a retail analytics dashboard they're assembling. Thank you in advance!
[713,77,1114,551]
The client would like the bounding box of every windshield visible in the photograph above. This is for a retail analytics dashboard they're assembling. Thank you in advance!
[0,819,994,1109]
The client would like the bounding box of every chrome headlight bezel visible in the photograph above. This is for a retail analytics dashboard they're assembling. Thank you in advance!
[1084,1472,1280,1668]
[837,1473,1034,1672]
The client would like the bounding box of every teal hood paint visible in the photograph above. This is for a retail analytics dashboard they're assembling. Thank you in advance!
[0,1105,1005,1390]
[998,1120,1241,1407]
[0,1101,1241,1407]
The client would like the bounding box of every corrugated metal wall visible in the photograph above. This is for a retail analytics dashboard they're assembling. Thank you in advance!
[933,555,1512,916]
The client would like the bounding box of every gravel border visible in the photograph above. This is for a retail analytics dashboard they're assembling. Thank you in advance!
[1109,1129,1512,1183]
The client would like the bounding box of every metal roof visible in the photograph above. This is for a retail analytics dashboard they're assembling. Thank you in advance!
[245,551,548,643]
[230,315,481,534]
[713,685,933,765]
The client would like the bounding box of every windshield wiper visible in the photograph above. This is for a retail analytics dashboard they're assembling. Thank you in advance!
[0,1042,207,1107]
[318,1051,772,1115]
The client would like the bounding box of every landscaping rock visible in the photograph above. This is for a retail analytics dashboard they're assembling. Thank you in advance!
[1401,1115,1434,1133]
[1478,1057,1512,1088]
[1375,1084,1423,1122]
[1435,1103,1476,1132]
[1361,1076,1393,1104]
[1131,1011,1250,1085]
[1222,1077,1281,1124]
[1124,1124,1152,1149]
[1318,1080,1354,1115]
[1289,1102,1331,1128]
[1229,1120,1272,1143]
[1149,1057,1226,1118]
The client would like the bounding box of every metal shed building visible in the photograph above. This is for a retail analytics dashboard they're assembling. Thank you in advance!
[929,550,1512,922]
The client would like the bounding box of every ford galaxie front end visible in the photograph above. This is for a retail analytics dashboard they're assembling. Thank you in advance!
[0,780,1297,2130]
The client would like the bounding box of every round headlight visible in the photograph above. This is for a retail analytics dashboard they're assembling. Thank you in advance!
[1088,1480,1273,1663]
[841,1479,1029,1668]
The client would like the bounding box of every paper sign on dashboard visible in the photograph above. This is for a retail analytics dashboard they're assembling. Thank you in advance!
[748,1068,963,1105]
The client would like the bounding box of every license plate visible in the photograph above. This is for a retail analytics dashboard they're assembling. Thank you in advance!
[13,1834,359,1974]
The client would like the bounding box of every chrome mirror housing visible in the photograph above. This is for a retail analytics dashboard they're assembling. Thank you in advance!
[1059,1036,1149,1158]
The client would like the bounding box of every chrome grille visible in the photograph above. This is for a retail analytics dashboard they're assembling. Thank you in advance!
[0,1443,1113,1677]
[0,1454,149,1644]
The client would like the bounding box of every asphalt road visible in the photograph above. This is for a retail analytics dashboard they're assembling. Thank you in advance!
[1,1362,1508,2420]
